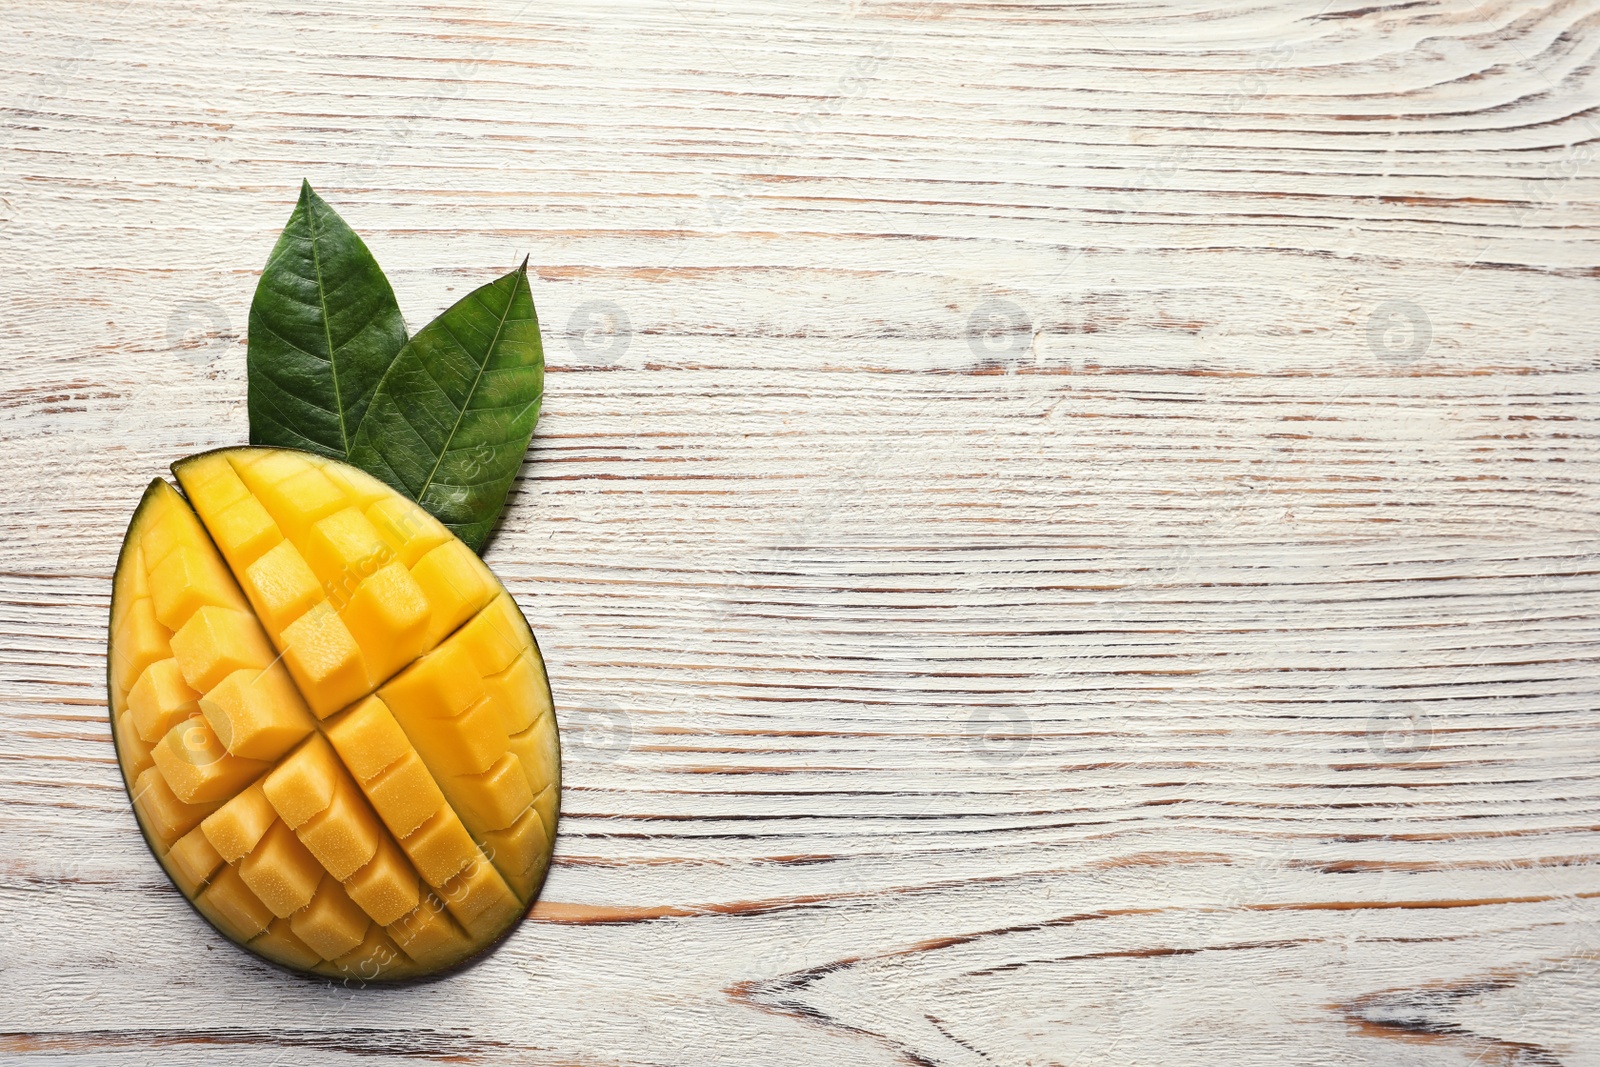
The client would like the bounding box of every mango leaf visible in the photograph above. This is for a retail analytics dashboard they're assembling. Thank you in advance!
[348,260,543,554]
[248,180,407,459]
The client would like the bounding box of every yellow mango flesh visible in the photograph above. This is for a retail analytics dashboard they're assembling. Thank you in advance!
[108,450,560,981]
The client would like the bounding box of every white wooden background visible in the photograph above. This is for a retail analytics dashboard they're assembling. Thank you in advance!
[2,1,1598,1063]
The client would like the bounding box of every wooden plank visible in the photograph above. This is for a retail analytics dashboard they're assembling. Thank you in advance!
[1,0,1597,1063]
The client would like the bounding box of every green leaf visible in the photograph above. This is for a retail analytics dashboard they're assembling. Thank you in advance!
[248,180,408,460]
[347,260,544,554]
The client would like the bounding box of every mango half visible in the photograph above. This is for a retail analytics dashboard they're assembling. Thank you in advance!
[108,446,559,981]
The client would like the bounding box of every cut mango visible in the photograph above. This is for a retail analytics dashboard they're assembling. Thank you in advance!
[242,540,322,634]
[388,895,470,969]
[111,450,560,980]
[345,837,420,925]
[262,736,339,829]
[294,776,381,880]
[152,715,269,805]
[114,710,155,776]
[131,765,220,846]
[452,754,534,833]
[400,808,481,888]
[202,782,278,862]
[167,826,224,896]
[366,495,449,568]
[127,658,200,745]
[279,602,369,718]
[209,494,281,570]
[112,597,170,695]
[149,544,249,631]
[291,876,370,961]
[200,665,314,762]
[481,805,552,900]
[239,819,325,918]
[250,917,322,972]
[323,696,410,782]
[196,863,275,942]
[170,607,275,694]
[364,751,446,839]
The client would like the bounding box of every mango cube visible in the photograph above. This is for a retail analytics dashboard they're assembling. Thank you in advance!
[196,863,275,942]
[451,753,534,834]
[202,782,278,862]
[401,699,508,777]
[331,927,405,982]
[128,658,201,744]
[152,715,269,805]
[509,715,560,801]
[483,653,547,736]
[291,876,370,961]
[262,736,339,829]
[232,448,311,487]
[411,540,493,645]
[344,838,420,925]
[138,506,192,571]
[177,452,250,511]
[304,507,389,587]
[400,809,480,888]
[243,540,322,634]
[381,641,484,720]
[208,494,281,569]
[115,710,155,776]
[457,592,529,676]
[438,858,521,939]
[481,805,551,900]
[149,544,246,631]
[170,607,274,693]
[250,917,322,972]
[239,819,324,918]
[532,783,558,842]
[388,896,469,970]
[200,665,315,761]
[279,602,369,717]
[365,495,449,567]
[365,752,446,839]
[257,468,348,540]
[112,598,170,694]
[340,560,431,681]
[131,766,220,845]
[166,826,224,896]
[323,696,409,781]
[295,777,381,880]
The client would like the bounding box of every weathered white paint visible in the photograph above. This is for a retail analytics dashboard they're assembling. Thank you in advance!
[2,0,1598,1063]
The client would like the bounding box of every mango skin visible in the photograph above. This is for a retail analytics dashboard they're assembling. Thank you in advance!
[107,447,560,982]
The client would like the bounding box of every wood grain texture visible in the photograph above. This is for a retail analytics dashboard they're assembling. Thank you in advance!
[3,0,1599,1063]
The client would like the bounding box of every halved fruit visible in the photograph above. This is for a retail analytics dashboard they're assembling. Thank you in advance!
[108,448,560,981]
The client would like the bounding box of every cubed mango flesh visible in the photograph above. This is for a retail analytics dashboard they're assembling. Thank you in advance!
[111,451,560,980]
[167,826,224,897]
[243,540,322,634]
[239,819,325,918]
[128,658,200,745]
[323,696,410,782]
[202,782,278,862]
[388,895,470,969]
[170,607,275,693]
[200,665,315,762]
[197,863,276,942]
[250,917,323,972]
[344,837,421,926]
[291,876,370,961]
[208,494,281,570]
[279,603,369,718]
[152,715,269,805]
